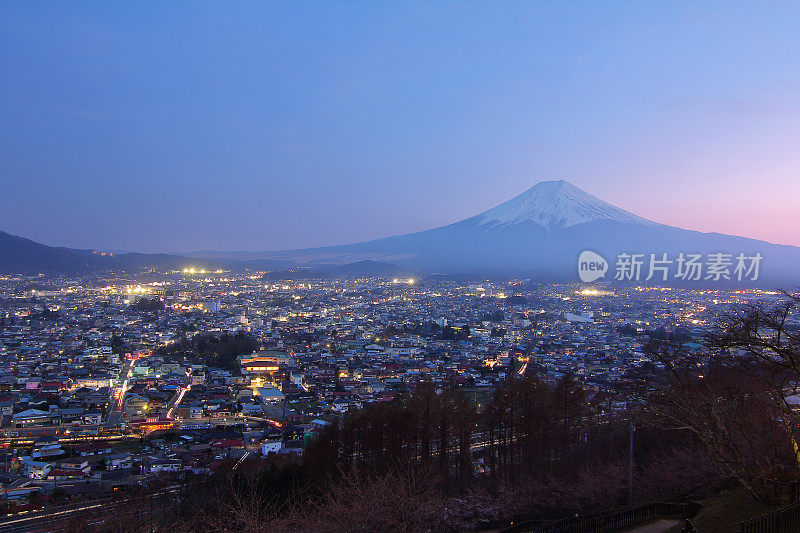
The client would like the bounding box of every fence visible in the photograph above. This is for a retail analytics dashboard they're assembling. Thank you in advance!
[740,502,800,533]
[546,502,695,533]
[502,501,697,533]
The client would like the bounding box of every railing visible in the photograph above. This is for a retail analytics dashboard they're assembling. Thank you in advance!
[740,501,800,533]
[548,502,694,533]
[502,501,696,533]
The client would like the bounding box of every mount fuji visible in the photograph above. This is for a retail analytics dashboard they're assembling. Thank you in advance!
[195,180,800,284]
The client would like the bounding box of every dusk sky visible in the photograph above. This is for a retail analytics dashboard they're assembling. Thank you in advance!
[2,2,800,253]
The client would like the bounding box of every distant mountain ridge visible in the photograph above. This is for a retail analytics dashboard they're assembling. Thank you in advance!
[0,230,224,274]
[0,230,107,273]
[4,180,800,284]
[0,230,403,277]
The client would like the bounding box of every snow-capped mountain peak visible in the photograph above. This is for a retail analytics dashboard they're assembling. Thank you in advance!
[477,179,654,230]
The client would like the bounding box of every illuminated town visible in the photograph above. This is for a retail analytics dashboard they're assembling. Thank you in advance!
[0,269,785,513]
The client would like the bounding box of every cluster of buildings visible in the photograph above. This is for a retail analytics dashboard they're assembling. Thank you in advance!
[0,269,785,509]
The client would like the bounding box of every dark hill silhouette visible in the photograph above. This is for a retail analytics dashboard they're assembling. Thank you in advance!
[0,230,221,274]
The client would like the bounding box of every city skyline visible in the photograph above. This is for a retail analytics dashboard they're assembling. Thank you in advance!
[3,2,800,252]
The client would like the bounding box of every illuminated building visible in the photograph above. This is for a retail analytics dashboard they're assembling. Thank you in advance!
[238,350,293,379]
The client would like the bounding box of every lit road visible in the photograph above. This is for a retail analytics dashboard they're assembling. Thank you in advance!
[165,386,189,418]
[105,359,134,428]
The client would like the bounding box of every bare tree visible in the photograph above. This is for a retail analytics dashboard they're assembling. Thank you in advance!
[642,335,797,500]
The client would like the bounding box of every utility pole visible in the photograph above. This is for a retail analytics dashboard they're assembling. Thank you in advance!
[628,424,635,507]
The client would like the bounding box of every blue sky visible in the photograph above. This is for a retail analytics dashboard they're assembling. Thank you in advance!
[2,1,800,252]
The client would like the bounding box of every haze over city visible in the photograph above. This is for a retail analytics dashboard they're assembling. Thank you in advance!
[2,2,800,252]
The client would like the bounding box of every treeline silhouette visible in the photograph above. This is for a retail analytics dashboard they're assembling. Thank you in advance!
[156,332,258,372]
[131,375,720,531]
[128,296,166,313]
